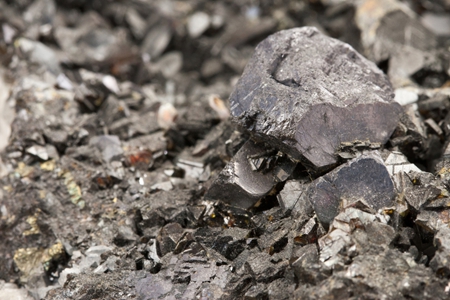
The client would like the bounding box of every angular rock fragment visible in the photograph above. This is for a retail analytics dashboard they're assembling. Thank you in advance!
[156,223,185,257]
[89,135,123,163]
[277,180,313,217]
[307,152,396,227]
[205,139,296,209]
[291,244,330,285]
[230,27,401,172]
[384,150,421,175]
[15,38,61,75]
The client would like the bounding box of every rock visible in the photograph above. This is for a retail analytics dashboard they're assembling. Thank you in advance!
[113,225,138,247]
[187,12,210,38]
[355,0,437,63]
[156,223,185,257]
[158,102,178,129]
[154,51,183,79]
[384,151,422,176]
[245,251,287,282]
[277,180,313,216]
[125,8,147,40]
[229,27,401,172]
[0,280,34,300]
[355,0,448,88]
[394,88,419,106]
[307,151,396,227]
[89,135,123,163]
[205,139,296,209]
[136,273,173,299]
[421,13,450,36]
[15,38,61,75]
[291,244,329,285]
[211,231,247,260]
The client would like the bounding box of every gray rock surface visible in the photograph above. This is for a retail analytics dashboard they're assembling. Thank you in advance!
[307,151,396,227]
[230,27,402,172]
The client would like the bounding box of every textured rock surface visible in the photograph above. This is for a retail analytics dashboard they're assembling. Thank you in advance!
[230,27,402,172]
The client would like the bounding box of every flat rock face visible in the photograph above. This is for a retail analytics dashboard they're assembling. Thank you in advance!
[307,151,396,228]
[230,27,402,172]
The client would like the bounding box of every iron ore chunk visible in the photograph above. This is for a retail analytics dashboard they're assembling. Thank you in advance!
[307,151,396,228]
[230,27,402,172]
[205,139,296,209]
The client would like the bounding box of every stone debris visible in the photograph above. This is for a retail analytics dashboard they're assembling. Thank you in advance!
[1,0,450,299]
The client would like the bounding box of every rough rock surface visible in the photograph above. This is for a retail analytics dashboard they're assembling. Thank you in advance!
[2,0,450,299]
[230,27,402,172]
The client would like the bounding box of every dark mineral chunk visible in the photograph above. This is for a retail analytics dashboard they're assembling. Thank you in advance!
[113,225,138,247]
[229,27,401,172]
[211,227,249,260]
[156,223,185,257]
[291,244,329,285]
[308,151,396,227]
[205,139,296,209]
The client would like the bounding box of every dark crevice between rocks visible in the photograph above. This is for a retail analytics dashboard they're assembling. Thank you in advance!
[412,69,450,89]
[392,208,437,266]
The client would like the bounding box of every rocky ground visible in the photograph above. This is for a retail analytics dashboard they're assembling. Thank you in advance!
[1,0,450,299]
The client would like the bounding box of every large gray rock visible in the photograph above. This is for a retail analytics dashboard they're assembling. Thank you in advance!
[230,27,402,172]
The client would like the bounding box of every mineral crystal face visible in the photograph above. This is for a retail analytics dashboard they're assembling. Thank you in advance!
[307,151,396,228]
[205,139,296,209]
[230,27,402,172]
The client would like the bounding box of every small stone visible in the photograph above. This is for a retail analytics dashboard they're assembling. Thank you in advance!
[158,103,178,130]
[429,226,450,277]
[421,13,450,36]
[244,283,268,300]
[15,38,61,75]
[229,27,401,173]
[291,244,329,284]
[113,225,138,247]
[89,135,123,163]
[142,23,172,60]
[208,95,230,121]
[394,88,419,106]
[155,52,183,79]
[26,146,49,161]
[156,223,184,257]
[277,180,313,217]
[187,12,210,38]
[384,151,422,176]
